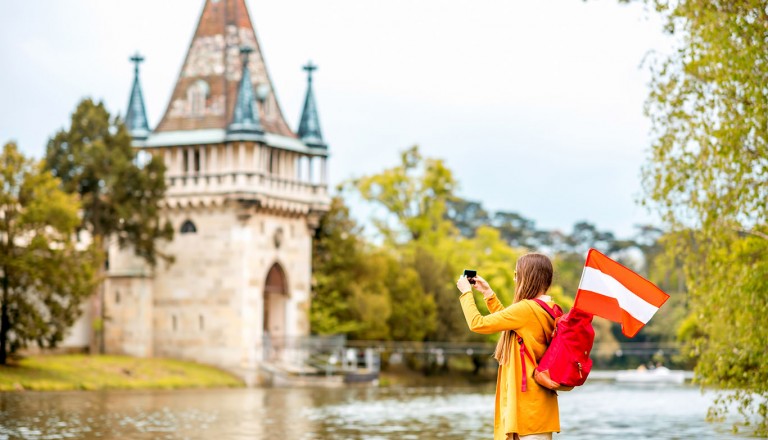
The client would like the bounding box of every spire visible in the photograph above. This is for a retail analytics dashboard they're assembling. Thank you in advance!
[297,61,326,148]
[154,0,294,137]
[227,46,263,137]
[125,52,150,141]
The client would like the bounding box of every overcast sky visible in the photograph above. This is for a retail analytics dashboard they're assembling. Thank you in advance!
[0,0,671,238]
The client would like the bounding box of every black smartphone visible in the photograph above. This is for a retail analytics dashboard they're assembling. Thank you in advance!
[463,269,477,284]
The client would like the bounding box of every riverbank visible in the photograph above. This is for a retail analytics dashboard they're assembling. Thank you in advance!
[0,355,244,391]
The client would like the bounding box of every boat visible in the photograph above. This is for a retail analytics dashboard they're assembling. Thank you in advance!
[615,366,688,384]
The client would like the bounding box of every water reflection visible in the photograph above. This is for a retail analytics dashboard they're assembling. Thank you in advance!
[0,383,756,439]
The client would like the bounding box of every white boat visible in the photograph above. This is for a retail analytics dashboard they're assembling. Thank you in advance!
[615,366,688,384]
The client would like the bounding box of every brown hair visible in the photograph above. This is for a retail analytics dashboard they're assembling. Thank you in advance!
[493,253,553,365]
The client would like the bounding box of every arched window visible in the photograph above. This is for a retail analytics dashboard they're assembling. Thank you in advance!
[180,220,197,234]
[187,80,210,116]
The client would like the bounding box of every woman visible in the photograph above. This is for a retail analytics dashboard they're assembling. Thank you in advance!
[456,253,560,440]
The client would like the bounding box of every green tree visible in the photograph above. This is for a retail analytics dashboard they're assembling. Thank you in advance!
[384,259,436,341]
[411,243,464,342]
[640,0,768,433]
[45,99,173,352]
[352,146,457,244]
[310,196,391,339]
[0,142,98,365]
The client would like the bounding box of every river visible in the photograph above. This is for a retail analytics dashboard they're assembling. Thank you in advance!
[0,382,756,439]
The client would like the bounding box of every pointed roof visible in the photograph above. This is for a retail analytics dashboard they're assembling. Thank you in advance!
[125,52,150,140]
[297,61,326,148]
[154,0,294,137]
[228,46,264,137]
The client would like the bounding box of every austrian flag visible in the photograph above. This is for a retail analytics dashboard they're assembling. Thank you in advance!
[573,249,670,338]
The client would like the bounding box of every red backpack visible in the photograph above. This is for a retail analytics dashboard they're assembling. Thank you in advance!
[517,299,595,392]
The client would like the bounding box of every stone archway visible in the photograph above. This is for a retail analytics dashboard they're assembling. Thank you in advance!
[263,263,288,338]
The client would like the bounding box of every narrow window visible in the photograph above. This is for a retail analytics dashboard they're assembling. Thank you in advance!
[199,315,205,331]
[194,149,201,173]
[172,315,178,332]
[182,149,189,173]
[115,290,121,304]
[188,80,209,117]
[180,220,197,234]
[263,97,272,117]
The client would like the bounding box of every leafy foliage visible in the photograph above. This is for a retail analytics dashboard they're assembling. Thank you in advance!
[310,197,392,339]
[352,146,457,244]
[0,142,98,364]
[639,0,768,433]
[45,98,173,267]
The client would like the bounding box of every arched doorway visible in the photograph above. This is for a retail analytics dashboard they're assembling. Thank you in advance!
[263,263,288,338]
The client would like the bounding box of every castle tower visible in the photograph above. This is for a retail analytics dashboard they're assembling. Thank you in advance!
[104,0,330,384]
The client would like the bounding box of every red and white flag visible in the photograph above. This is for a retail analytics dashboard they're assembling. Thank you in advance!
[573,248,669,338]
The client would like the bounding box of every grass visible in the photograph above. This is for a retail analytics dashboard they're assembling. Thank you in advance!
[0,354,244,391]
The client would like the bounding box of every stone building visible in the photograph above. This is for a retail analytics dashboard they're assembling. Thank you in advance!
[84,0,330,384]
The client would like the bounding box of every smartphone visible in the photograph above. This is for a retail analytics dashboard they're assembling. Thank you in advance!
[463,269,477,285]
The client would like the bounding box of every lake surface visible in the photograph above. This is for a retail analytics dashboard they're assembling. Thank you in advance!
[0,382,755,439]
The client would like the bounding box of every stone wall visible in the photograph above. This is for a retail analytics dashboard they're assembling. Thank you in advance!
[101,200,313,384]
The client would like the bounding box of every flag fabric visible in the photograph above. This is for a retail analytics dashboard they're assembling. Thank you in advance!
[573,248,670,338]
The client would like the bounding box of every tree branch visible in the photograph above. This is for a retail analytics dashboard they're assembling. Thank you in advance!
[736,228,768,241]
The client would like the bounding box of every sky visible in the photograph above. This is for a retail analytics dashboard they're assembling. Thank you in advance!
[0,0,671,238]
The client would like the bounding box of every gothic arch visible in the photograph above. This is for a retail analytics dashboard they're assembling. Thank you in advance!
[263,262,289,337]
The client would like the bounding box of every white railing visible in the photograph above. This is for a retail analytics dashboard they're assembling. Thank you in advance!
[166,171,328,201]
[260,335,381,378]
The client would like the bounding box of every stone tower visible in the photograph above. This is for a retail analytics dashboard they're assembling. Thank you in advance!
[104,0,330,384]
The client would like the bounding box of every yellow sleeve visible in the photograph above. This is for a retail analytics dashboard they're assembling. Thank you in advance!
[485,293,504,313]
[459,291,532,334]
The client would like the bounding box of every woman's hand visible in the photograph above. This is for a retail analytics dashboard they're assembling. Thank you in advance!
[456,276,472,294]
[474,276,494,298]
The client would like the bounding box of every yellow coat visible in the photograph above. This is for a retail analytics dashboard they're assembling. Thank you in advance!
[459,291,560,439]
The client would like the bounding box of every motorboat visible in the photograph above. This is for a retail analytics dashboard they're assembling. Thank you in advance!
[615,366,688,384]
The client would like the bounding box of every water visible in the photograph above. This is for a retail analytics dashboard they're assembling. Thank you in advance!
[0,382,755,439]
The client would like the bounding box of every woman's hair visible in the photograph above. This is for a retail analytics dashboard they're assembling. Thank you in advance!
[493,253,554,365]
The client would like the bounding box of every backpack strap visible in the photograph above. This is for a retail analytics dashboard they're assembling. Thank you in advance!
[516,333,537,392]
[532,298,563,319]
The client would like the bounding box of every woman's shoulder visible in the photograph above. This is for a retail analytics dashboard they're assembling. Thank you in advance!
[522,298,559,322]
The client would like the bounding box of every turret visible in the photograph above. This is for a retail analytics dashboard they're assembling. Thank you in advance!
[297,61,326,149]
[125,52,150,141]
[227,46,264,140]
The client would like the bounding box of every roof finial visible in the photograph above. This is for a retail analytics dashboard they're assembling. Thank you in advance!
[130,52,145,73]
[125,51,150,141]
[297,60,326,149]
[303,61,317,83]
[240,45,253,63]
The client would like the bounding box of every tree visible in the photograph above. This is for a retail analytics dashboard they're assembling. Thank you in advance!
[444,198,490,238]
[640,0,768,433]
[492,211,538,249]
[310,196,392,339]
[0,142,98,364]
[45,99,173,352]
[352,146,457,244]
